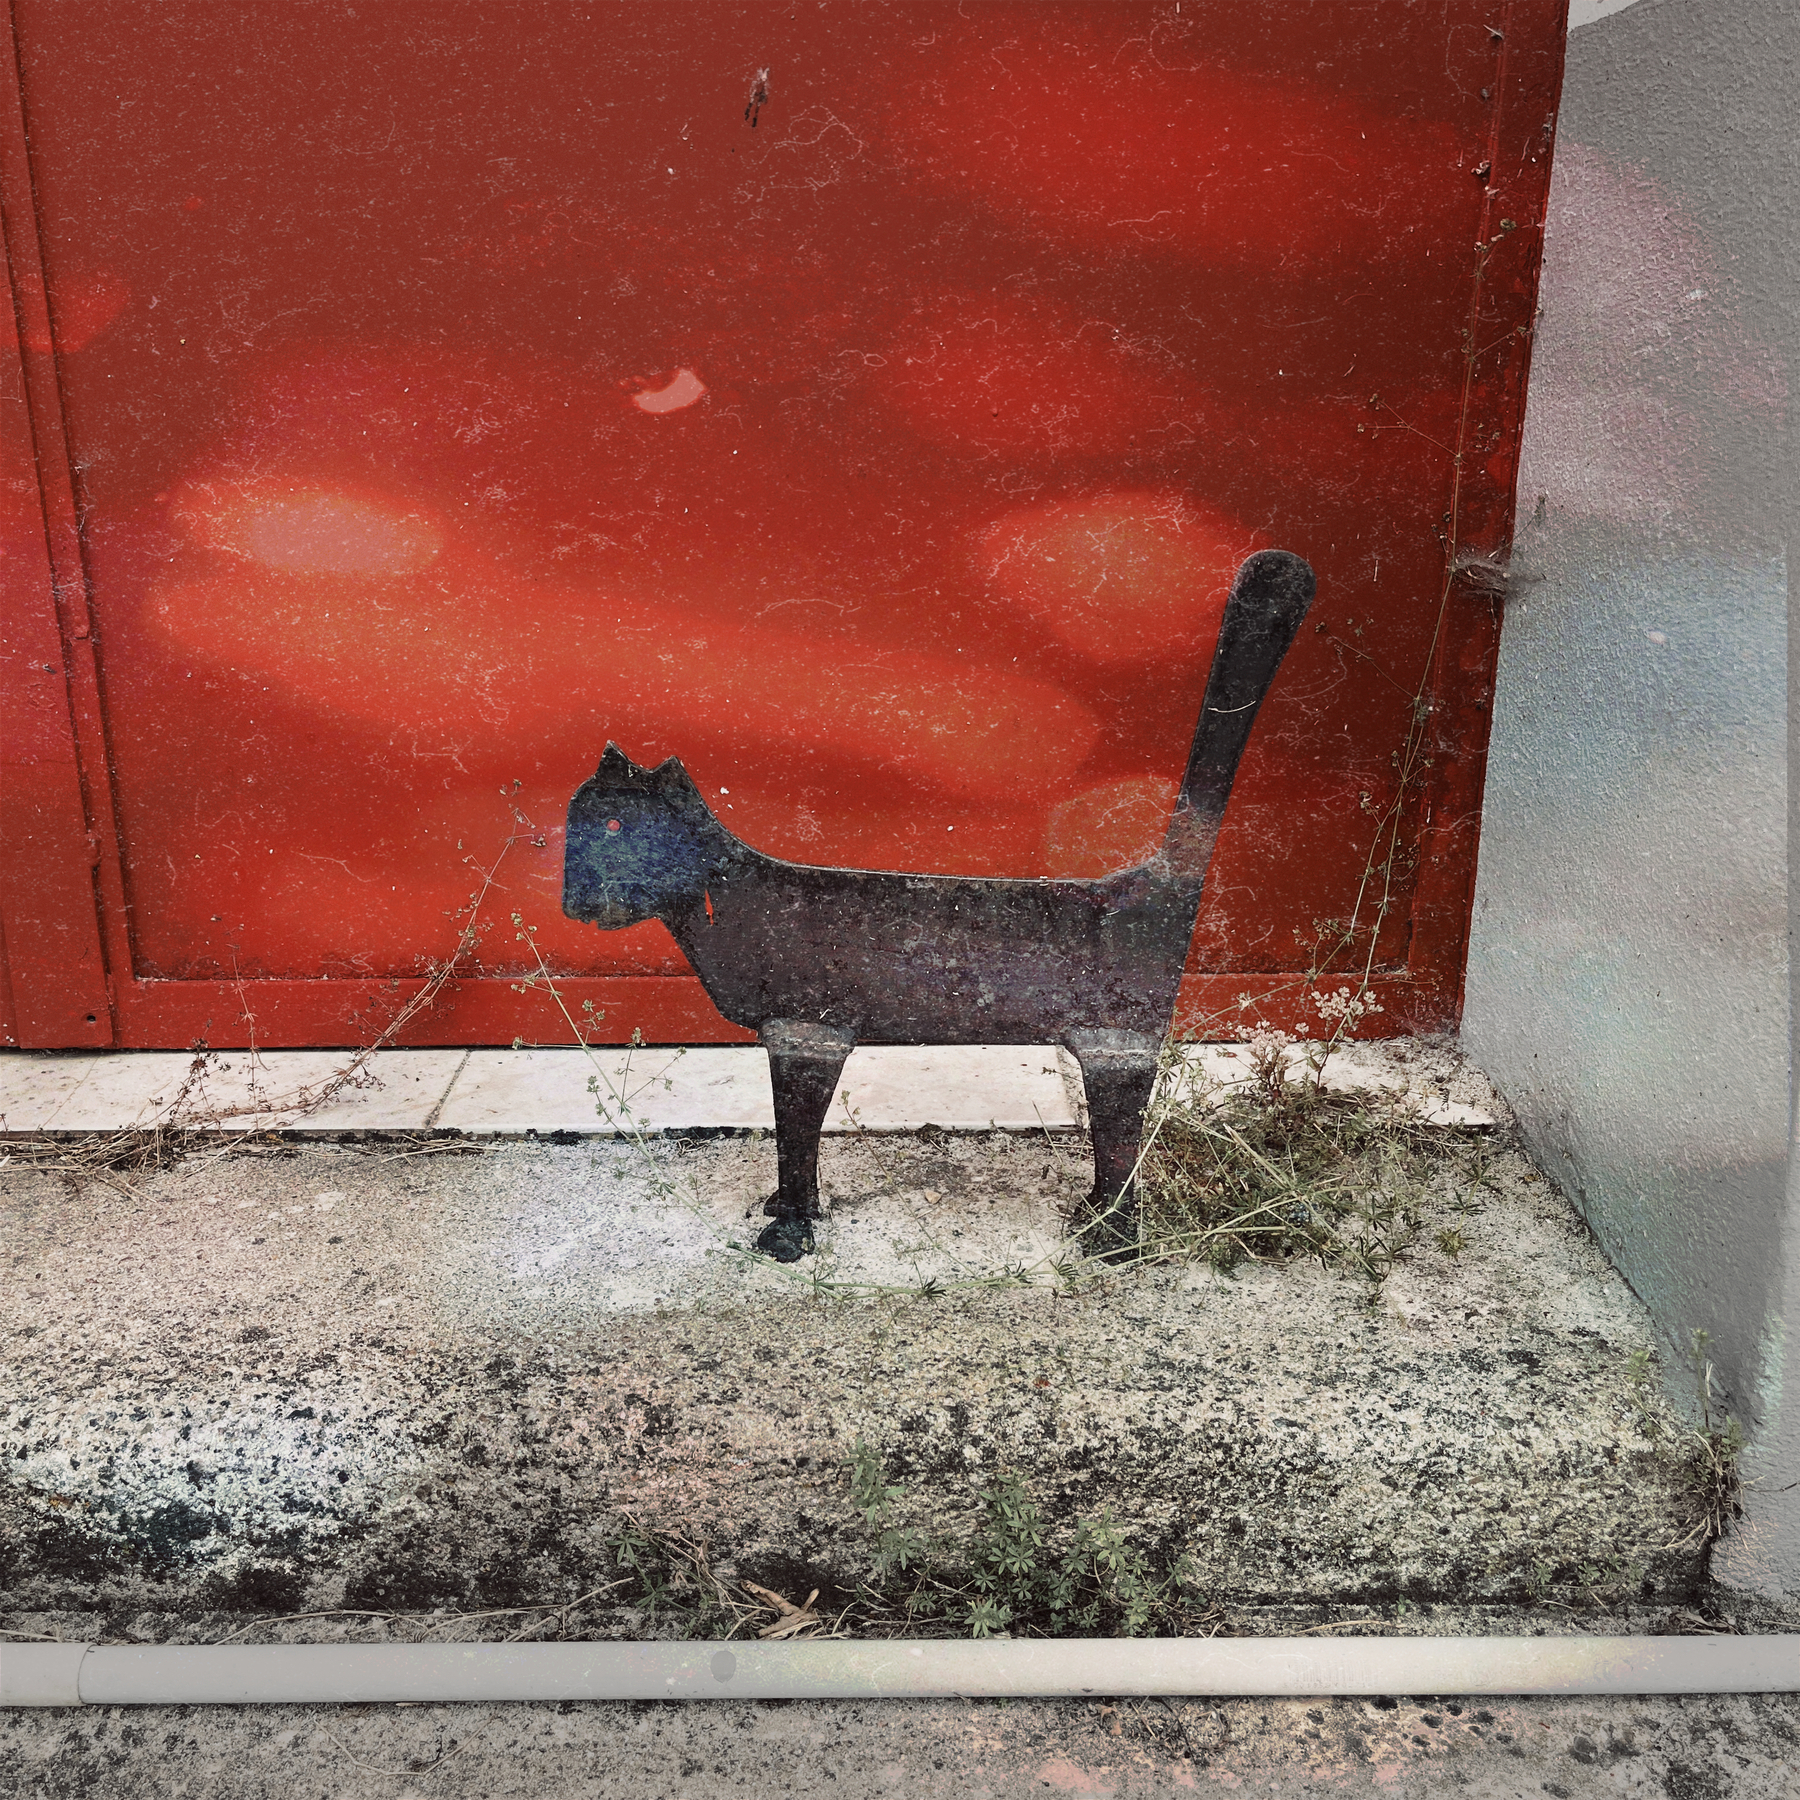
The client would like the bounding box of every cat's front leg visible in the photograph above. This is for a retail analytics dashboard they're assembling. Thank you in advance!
[1063,1029,1162,1263]
[756,1019,858,1263]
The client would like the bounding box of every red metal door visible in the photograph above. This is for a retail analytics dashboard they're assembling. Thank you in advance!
[1,1,1564,1050]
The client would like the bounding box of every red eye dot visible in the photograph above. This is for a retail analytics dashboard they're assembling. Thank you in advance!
[605,819,622,833]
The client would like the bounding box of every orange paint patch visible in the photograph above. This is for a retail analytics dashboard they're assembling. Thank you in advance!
[144,541,1098,805]
[1043,775,1181,877]
[877,292,1192,462]
[890,26,1470,271]
[978,490,1252,665]
[172,482,445,576]
[1,268,131,353]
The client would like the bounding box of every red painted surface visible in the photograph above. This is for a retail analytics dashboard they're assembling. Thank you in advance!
[1,6,113,1048]
[1,1,1566,1049]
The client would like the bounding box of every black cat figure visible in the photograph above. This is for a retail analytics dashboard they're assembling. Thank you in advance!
[563,549,1314,1263]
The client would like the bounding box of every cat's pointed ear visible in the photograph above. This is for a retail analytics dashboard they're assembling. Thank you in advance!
[652,756,702,801]
[595,742,640,784]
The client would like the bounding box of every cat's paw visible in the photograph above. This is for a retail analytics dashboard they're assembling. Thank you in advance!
[763,1191,830,1220]
[1077,1193,1142,1265]
[755,1216,817,1263]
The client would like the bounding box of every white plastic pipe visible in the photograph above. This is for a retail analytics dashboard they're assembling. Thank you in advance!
[3,1636,1795,1707]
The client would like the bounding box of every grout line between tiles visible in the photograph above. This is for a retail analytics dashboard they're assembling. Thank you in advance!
[421,1049,471,1133]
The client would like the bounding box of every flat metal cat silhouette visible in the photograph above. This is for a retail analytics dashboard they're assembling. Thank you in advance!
[563,548,1315,1263]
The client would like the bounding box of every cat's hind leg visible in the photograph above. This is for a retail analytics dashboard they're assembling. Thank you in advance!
[756,1019,857,1263]
[1063,1029,1161,1263]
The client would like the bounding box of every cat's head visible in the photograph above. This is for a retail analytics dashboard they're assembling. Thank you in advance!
[562,744,730,929]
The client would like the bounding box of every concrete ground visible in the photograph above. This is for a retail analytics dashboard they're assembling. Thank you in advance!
[4,1682,1800,1797]
[3,1042,1795,1794]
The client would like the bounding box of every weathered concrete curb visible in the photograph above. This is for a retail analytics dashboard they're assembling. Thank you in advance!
[1,1125,1708,1618]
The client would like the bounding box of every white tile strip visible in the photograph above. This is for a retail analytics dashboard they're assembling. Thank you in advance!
[0,1037,1500,1137]
[436,1047,774,1135]
[1161,1041,1500,1128]
[26,1052,196,1131]
[433,1045,1083,1136]
[173,1049,471,1131]
[834,1045,1079,1132]
[0,1050,467,1133]
[0,1054,108,1132]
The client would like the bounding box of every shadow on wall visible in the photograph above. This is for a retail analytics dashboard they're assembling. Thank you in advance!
[1464,128,1788,1437]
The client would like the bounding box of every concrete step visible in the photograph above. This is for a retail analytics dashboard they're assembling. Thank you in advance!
[1,1089,1710,1625]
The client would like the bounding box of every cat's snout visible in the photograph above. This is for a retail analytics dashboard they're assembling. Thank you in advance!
[561,860,640,929]
[565,887,639,929]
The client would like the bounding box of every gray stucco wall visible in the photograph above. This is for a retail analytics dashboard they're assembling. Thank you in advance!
[1461,0,1795,1594]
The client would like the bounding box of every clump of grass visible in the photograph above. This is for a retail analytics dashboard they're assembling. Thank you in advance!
[1627,1334,1747,1554]
[601,1515,762,1639]
[963,1474,1186,1638]
[1135,1046,1488,1291]
[846,1442,1205,1639]
[2,1043,223,1192]
[3,1119,203,1184]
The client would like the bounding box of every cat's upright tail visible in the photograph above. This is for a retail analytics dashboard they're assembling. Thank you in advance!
[1158,550,1315,885]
